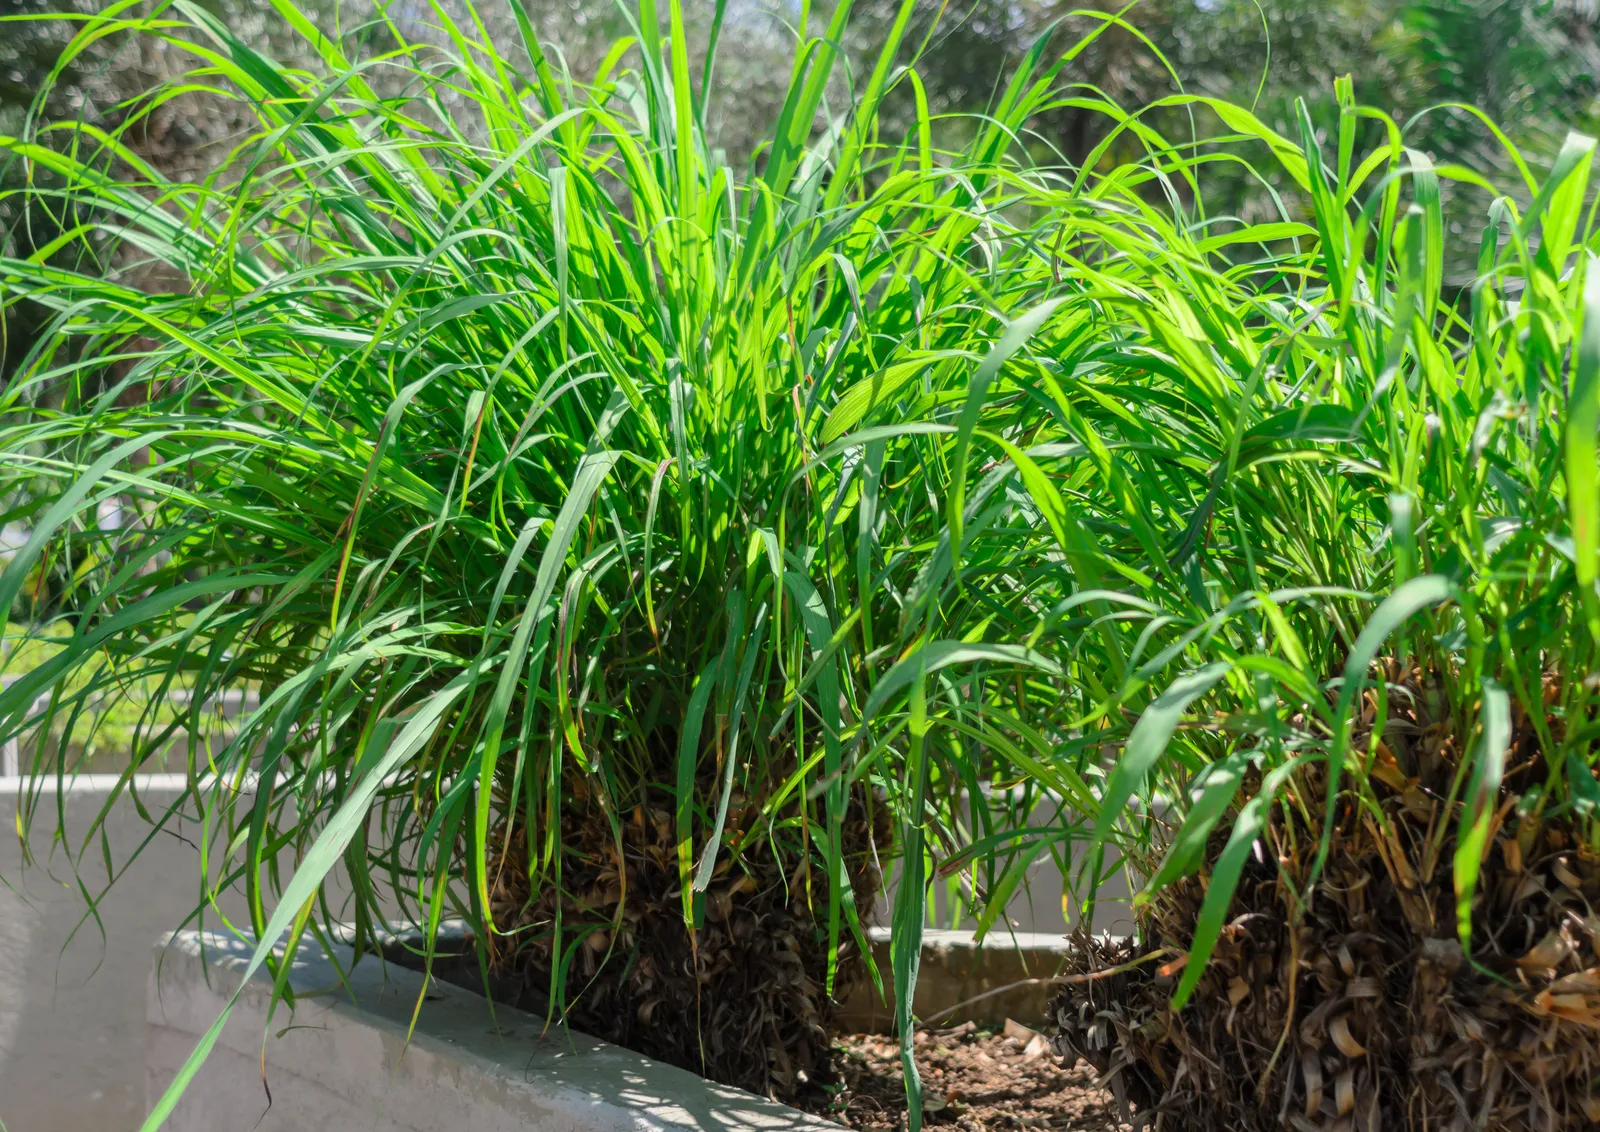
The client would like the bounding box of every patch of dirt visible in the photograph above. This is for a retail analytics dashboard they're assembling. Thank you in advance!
[799,1020,1127,1132]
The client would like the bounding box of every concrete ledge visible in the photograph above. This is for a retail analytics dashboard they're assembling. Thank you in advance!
[379,921,1078,1034]
[147,930,839,1132]
[835,928,1069,1032]
[0,772,192,795]
[378,922,1076,1034]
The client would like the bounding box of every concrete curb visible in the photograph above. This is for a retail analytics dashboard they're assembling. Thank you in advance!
[836,928,1073,1032]
[384,921,1081,1032]
[147,929,842,1132]
[0,772,192,795]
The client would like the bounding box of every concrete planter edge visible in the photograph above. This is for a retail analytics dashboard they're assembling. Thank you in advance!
[146,928,840,1132]
[146,923,1091,1130]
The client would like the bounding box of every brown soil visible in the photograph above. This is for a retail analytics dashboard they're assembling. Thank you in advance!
[1051,667,1600,1131]
[384,929,1118,1129]
[799,1022,1126,1132]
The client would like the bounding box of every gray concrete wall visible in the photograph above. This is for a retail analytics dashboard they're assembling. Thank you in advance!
[0,781,231,1132]
[872,788,1152,942]
[147,930,841,1132]
[835,929,1073,1031]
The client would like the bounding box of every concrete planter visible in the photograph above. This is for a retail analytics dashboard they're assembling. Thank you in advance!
[7,774,1114,1130]
[137,782,1128,1129]
[147,929,842,1132]
[835,928,1071,1031]
[146,924,1082,1131]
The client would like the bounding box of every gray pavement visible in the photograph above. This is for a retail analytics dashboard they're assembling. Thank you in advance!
[0,784,220,1132]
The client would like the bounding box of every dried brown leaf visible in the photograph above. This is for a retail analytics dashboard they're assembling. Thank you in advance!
[1330,1014,1367,1058]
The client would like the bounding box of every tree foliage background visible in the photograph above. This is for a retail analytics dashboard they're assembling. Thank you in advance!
[4,0,1599,374]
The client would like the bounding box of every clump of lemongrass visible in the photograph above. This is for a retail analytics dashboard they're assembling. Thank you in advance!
[1016,80,1600,1131]
[0,0,1168,1120]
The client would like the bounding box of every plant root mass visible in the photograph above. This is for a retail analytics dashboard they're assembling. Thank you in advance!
[486,787,885,1103]
[1052,670,1600,1131]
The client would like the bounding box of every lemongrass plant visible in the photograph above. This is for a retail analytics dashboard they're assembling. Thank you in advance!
[984,77,1600,1130]
[0,0,1181,1122]
[17,0,1595,1124]
[1036,90,1600,992]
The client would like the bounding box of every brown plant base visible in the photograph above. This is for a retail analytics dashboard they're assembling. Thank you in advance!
[485,788,886,1103]
[1051,675,1600,1132]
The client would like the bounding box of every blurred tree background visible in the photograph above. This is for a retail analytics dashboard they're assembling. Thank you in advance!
[4,0,1599,380]
[848,0,1600,276]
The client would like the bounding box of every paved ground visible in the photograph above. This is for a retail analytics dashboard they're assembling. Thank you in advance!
[0,784,221,1132]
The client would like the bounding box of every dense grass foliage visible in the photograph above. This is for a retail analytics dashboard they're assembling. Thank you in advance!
[1035,91,1600,1128]
[4,0,1600,1126]
[0,0,1141,1121]
[1049,105,1600,1008]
